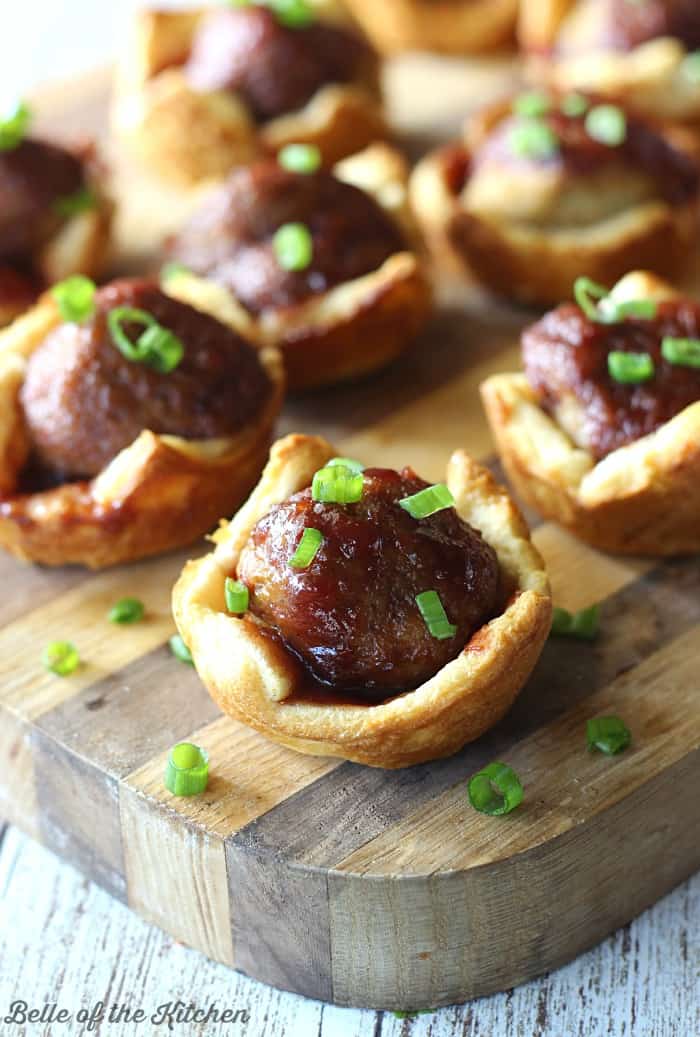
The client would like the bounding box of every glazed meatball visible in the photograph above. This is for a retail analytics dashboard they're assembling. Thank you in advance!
[237,467,502,694]
[168,160,405,313]
[20,279,272,480]
[0,139,85,262]
[185,6,374,122]
[523,298,700,459]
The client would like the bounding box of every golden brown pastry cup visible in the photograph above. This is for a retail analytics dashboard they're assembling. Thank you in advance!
[172,433,552,769]
[481,272,700,556]
[112,4,386,186]
[0,280,285,569]
[342,0,518,55]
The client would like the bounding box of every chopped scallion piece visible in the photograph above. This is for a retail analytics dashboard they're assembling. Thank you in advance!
[468,762,523,816]
[270,0,315,28]
[52,275,96,323]
[170,634,194,665]
[415,590,457,640]
[54,185,97,218]
[550,604,600,640]
[510,117,560,160]
[108,597,145,624]
[327,456,365,473]
[399,483,455,519]
[225,577,249,614]
[278,143,321,173]
[0,100,31,151]
[164,742,210,796]
[513,90,551,118]
[585,104,627,146]
[586,716,631,756]
[161,261,190,283]
[681,50,700,84]
[108,306,184,373]
[608,351,655,384]
[661,336,700,369]
[273,222,313,271]
[560,92,589,117]
[290,527,324,569]
[43,641,80,677]
[312,465,364,504]
[573,277,656,324]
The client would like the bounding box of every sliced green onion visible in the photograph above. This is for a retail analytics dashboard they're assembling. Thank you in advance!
[550,604,600,640]
[164,742,210,796]
[108,306,184,373]
[608,351,655,384]
[290,527,324,569]
[52,274,96,323]
[54,185,97,218]
[586,716,631,756]
[273,222,313,272]
[270,0,314,28]
[468,762,523,816]
[661,336,700,369]
[681,51,700,85]
[399,483,455,519]
[0,100,31,151]
[170,634,194,665]
[312,465,364,504]
[415,590,457,641]
[160,260,190,283]
[574,276,608,319]
[509,117,560,160]
[327,456,365,473]
[42,641,80,677]
[278,143,321,174]
[108,597,145,624]
[585,104,627,146]
[561,92,589,118]
[224,577,249,614]
[513,90,551,118]
[573,277,657,324]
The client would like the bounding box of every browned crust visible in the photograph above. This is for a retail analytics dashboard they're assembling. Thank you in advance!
[343,0,518,55]
[172,434,552,769]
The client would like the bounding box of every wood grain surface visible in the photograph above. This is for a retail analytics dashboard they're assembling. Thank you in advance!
[1,58,699,1014]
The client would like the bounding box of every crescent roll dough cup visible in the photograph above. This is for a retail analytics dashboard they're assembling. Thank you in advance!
[172,434,552,769]
[113,5,385,186]
[0,283,285,569]
[341,0,518,55]
[481,272,700,556]
[520,1,700,131]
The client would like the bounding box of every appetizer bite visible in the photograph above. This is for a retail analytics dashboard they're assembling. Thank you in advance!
[0,102,112,327]
[520,0,700,133]
[481,271,700,555]
[164,143,432,390]
[409,90,700,305]
[0,275,284,568]
[172,434,551,768]
[342,0,518,55]
[113,0,385,185]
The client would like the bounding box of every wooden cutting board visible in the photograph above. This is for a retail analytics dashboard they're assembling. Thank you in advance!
[2,57,699,1012]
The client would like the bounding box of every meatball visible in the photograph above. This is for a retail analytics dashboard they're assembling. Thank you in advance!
[609,0,700,52]
[185,6,373,122]
[237,467,502,695]
[167,160,405,313]
[0,139,85,262]
[523,299,700,459]
[20,279,272,480]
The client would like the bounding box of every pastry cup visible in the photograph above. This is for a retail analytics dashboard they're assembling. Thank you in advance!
[481,272,700,556]
[172,433,552,769]
[520,1,700,131]
[166,144,432,391]
[342,0,518,55]
[113,5,386,186]
[409,109,700,306]
[0,282,285,569]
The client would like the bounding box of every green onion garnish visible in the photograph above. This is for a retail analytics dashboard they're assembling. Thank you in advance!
[270,0,314,28]
[164,742,210,797]
[312,465,364,504]
[661,336,700,369]
[108,306,184,374]
[278,143,321,174]
[52,275,96,323]
[43,641,80,677]
[513,90,551,118]
[273,222,314,272]
[415,590,457,641]
[468,762,524,816]
[550,604,600,640]
[560,92,589,118]
[586,716,631,756]
[608,351,655,384]
[169,634,194,665]
[681,51,700,85]
[108,597,145,624]
[399,483,455,519]
[224,577,249,614]
[54,186,97,218]
[0,100,31,151]
[161,261,191,283]
[573,277,657,324]
[509,118,560,160]
[290,527,324,569]
[327,456,365,473]
[585,104,627,147]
